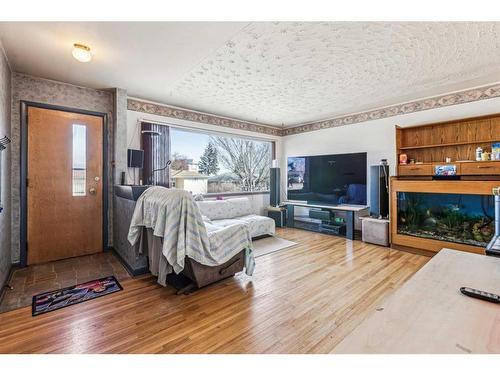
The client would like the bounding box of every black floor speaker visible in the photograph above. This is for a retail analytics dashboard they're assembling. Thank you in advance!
[270,167,280,207]
[370,164,389,218]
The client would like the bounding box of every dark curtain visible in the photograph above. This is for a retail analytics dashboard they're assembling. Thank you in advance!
[140,122,170,186]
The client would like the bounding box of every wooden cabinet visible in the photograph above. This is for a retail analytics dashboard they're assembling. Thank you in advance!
[396,113,500,177]
[391,114,500,256]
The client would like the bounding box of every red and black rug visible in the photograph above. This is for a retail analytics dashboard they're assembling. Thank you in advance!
[32,276,123,316]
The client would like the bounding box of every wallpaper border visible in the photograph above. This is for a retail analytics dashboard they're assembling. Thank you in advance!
[128,82,500,137]
[127,98,282,136]
[282,82,500,136]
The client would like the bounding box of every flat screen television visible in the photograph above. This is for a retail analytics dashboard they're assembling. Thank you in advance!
[287,152,367,205]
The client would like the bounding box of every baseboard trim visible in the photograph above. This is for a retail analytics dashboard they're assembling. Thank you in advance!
[0,262,21,304]
[390,243,435,257]
[108,247,149,277]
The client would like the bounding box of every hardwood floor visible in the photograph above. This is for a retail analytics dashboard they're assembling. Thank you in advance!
[0,228,429,354]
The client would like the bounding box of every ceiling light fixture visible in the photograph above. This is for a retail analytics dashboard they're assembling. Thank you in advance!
[72,43,92,63]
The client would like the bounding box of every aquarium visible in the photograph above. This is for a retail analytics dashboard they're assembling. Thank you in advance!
[397,192,495,247]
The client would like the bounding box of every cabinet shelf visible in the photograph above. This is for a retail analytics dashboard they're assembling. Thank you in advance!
[399,139,500,150]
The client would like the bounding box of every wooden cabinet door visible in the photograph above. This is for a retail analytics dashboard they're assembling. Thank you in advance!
[461,161,500,175]
[398,164,433,176]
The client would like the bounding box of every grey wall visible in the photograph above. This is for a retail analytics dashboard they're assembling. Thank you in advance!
[0,43,12,286]
[10,73,115,262]
[113,88,128,184]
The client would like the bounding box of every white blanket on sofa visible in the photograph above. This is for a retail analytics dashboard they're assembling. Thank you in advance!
[128,186,254,284]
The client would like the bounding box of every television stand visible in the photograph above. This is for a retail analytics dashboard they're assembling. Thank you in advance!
[282,201,369,240]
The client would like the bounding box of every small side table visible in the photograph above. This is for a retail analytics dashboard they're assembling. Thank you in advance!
[267,206,286,228]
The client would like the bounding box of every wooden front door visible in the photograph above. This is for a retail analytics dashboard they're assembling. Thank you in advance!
[27,107,104,264]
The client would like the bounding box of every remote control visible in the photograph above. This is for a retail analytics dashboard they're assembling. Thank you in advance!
[460,287,500,304]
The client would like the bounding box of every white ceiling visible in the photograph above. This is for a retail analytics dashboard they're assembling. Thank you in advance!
[1,22,500,127]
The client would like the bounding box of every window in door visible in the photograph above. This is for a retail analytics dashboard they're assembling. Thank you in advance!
[72,124,86,196]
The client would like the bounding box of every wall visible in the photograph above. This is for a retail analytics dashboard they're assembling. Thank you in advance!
[0,42,11,287]
[126,104,282,215]
[281,96,500,208]
[113,88,128,184]
[10,73,115,263]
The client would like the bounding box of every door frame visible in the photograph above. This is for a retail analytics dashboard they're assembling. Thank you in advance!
[20,101,109,267]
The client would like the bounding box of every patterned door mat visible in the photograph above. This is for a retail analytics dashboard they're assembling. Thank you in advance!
[32,276,122,316]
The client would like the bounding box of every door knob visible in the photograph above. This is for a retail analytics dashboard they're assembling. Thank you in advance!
[89,187,97,195]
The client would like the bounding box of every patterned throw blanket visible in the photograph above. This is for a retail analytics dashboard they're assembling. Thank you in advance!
[128,187,255,284]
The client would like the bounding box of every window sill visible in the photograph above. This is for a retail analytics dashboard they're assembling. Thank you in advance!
[203,191,270,198]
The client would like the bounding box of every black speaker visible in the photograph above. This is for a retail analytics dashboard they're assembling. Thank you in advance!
[127,149,144,168]
[370,164,389,218]
[270,167,280,207]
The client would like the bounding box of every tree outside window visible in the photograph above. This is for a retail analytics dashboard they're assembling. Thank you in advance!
[170,129,272,194]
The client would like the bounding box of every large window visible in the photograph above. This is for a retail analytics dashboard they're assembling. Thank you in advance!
[169,128,272,195]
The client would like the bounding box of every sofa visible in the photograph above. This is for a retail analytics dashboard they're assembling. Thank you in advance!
[196,197,275,238]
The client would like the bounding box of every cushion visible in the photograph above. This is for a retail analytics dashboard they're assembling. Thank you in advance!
[225,198,254,218]
[196,197,254,220]
[196,199,232,220]
[235,214,275,237]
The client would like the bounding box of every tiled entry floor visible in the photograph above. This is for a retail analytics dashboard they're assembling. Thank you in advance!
[0,252,130,313]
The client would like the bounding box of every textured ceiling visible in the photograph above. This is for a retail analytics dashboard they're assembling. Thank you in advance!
[174,22,500,126]
[2,22,500,127]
